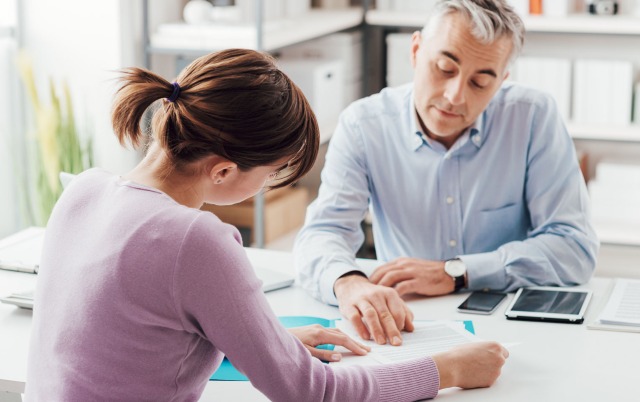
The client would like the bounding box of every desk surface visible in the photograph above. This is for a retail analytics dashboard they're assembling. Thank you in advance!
[1,248,639,401]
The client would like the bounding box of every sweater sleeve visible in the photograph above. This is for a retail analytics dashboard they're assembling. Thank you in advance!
[172,214,440,402]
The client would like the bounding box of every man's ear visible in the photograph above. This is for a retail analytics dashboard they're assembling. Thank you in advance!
[410,30,423,69]
[503,70,510,82]
[209,159,237,184]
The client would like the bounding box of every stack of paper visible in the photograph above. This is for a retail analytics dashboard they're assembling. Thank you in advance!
[512,57,572,122]
[0,226,44,274]
[333,320,478,366]
[573,59,634,126]
[588,160,640,245]
[589,278,640,332]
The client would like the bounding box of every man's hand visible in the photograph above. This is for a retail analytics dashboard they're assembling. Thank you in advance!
[334,274,414,346]
[369,258,455,296]
[432,342,509,389]
[288,325,371,362]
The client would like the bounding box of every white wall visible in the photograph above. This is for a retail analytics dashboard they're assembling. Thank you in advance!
[0,0,20,237]
[0,0,153,235]
[0,0,188,235]
[20,0,143,175]
[0,38,20,237]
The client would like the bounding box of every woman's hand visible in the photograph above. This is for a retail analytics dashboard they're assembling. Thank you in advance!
[432,341,509,389]
[288,325,371,362]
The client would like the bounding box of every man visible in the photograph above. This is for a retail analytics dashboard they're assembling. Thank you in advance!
[294,0,599,346]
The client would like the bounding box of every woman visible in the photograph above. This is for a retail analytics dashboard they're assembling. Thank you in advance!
[25,49,507,401]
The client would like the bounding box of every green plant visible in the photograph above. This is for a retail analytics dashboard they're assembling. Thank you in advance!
[17,52,93,226]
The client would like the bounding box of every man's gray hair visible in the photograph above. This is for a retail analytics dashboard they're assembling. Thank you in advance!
[423,0,525,66]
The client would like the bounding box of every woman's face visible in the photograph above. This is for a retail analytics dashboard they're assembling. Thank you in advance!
[205,157,290,206]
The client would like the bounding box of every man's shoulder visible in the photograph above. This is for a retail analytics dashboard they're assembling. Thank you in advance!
[491,81,556,110]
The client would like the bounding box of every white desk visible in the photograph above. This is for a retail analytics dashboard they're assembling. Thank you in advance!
[1,248,639,402]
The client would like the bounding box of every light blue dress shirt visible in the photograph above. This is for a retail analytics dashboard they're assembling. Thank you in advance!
[294,82,599,306]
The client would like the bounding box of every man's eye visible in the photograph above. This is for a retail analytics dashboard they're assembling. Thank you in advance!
[437,61,455,74]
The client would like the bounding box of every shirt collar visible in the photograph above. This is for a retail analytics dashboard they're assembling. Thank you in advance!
[408,91,485,152]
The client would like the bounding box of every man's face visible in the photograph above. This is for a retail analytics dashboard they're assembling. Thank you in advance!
[411,12,512,145]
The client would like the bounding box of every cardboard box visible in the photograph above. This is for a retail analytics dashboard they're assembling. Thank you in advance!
[201,187,308,246]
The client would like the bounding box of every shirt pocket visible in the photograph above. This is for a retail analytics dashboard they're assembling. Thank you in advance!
[466,203,528,253]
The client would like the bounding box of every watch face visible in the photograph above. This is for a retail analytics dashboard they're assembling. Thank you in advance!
[445,259,466,277]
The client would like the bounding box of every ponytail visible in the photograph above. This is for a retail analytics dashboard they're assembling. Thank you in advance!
[111,68,175,148]
[111,49,319,189]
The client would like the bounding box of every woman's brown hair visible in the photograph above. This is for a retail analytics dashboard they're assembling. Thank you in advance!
[111,48,319,188]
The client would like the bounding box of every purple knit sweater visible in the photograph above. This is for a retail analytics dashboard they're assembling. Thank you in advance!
[24,169,439,401]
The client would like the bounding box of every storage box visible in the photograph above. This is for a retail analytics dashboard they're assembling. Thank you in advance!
[386,33,413,87]
[277,58,344,126]
[201,187,308,246]
[279,30,363,82]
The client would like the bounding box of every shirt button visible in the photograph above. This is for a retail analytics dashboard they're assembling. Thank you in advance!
[472,135,481,144]
[449,239,457,247]
[414,138,422,147]
[446,196,454,205]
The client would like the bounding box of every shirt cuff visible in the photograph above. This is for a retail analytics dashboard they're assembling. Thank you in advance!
[320,262,366,306]
[460,251,506,291]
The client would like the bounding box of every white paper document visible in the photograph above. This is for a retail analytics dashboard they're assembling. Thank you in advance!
[597,278,640,327]
[0,226,44,273]
[333,320,479,365]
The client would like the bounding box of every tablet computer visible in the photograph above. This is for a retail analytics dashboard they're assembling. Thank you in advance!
[504,286,592,324]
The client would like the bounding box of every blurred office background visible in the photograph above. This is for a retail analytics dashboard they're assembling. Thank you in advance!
[1,0,640,276]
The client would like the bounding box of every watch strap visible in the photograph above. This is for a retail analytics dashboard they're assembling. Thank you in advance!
[453,274,465,292]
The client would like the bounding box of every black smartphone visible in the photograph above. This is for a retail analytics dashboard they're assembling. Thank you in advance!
[457,291,508,315]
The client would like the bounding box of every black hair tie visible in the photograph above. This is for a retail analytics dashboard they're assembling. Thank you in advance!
[167,82,181,102]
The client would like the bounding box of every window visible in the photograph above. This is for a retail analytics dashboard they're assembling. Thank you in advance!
[0,0,22,237]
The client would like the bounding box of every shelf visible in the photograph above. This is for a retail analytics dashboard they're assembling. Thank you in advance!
[567,123,640,142]
[365,10,426,28]
[366,10,640,35]
[594,222,640,247]
[522,15,640,35]
[150,8,363,55]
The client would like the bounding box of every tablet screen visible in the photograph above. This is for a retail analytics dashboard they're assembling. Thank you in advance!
[511,288,588,315]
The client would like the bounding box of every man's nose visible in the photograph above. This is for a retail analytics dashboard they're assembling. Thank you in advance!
[444,77,466,106]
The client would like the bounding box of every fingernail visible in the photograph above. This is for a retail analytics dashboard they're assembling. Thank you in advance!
[376,336,385,344]
[331,354,341,361]
[392,336,402,346]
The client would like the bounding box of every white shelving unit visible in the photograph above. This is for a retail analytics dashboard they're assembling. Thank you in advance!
[367,11,640,35]
[149,8,363,55]
[567,122,640,142]
[366,10,640,145]
[142,1,363,248]
[366,9,640,248]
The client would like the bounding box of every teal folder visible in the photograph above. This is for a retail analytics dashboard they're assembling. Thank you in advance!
[210,317,475,382]
[210,316,336,381]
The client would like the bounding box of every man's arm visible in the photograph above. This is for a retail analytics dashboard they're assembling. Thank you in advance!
[462,96,599,292]
[294,109,371,305]
[294,108,413,344]
[371,95,598,296]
